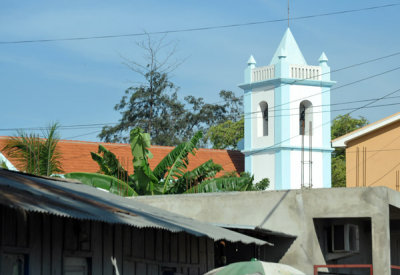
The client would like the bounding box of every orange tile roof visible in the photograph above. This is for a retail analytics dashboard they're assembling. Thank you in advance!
[0,137,244,177]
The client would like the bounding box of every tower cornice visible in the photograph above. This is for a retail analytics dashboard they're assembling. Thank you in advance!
[238,78,336,91]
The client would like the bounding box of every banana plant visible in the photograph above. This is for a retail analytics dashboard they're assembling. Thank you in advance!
[64,172,137,197]
[185,175,254,193]
[66,127,255,196]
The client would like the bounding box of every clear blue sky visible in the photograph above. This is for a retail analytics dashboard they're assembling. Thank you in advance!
[1,0,399,141]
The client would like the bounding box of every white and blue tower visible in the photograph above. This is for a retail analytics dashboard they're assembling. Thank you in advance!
[239,28,335,190]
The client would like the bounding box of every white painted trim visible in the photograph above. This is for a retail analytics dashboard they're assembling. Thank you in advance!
[332,112,400,148]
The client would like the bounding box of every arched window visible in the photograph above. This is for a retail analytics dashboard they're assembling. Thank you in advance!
[259,101,268,136]
[299,100,313,136]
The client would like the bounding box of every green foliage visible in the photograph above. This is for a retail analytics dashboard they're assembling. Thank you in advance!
[90,145,129,181]
[98,35,243,146]
[99,70,186,146]
[0,160,8,169]
[160,131,203,193]
[186,176,254,193]
[331,114,368,187]
[129,128,159,195]
[207,118,244,150]
[75,127,265,196]
[331,114,368,158]
[331,156,346,188]
[64,172,137,196]
[254,178,270,191]
[2,123,63,176]
[167,160,223,194]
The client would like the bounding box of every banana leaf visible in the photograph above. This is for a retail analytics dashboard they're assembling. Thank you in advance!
[185,176,254,194]
[129,128,159,194]
[130,128,153,167]
[65,172,137,196]
[167,160,222,194]
[90,145,129,182]
[154,131,203,193]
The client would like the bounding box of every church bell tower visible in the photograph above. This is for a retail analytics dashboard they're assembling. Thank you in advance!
[239,28,335,190]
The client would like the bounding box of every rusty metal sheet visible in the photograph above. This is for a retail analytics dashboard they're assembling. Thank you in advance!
[0,169,268,245]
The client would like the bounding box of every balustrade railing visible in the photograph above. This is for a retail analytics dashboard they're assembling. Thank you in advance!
[251,64,321,82]
[252,66,275,82]
[290,65,321,80]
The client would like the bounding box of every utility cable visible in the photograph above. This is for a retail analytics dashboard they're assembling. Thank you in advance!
[0,3,398,44]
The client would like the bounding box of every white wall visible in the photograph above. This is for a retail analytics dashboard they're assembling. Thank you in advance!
[290,150,324,189]
[252,87,275,149]
[289,85,323,148]
[252,152,275,189]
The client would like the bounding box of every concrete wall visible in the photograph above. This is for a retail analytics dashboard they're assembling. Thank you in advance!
[346,120,400,190]
[134,187,398,274]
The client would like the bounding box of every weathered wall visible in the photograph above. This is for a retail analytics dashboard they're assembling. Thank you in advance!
[135,187,398,275]
[0,205,214,275]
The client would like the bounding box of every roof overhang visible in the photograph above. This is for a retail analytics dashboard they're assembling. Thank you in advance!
[332,112,400,148]
[0,168,267,246]
[212,223,296,239]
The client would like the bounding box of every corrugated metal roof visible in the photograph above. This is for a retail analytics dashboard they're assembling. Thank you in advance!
[0,168,269,246]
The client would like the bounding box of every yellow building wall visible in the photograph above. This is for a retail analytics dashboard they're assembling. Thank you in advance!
[346,120,400,190]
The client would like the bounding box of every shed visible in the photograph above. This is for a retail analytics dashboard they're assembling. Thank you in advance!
[0,168,268,275]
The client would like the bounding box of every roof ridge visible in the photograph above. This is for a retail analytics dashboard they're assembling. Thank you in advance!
[331,111,400,145]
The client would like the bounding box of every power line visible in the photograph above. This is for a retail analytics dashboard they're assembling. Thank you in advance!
[208,50,400,106]
[64,130,103,140]
[242,90,400,117]
[0,3,398,45]
[1,53,399,135]
[234,65,400,156]
[2,74,400,134]
[251,65,400,112]
[3,90,400,136]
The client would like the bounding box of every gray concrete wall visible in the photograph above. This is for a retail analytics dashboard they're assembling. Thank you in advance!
[133,187,398,275]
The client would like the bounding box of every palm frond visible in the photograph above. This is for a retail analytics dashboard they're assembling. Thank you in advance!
[40,122,63,176]
[2,123,63,176]
[2,132,42,174]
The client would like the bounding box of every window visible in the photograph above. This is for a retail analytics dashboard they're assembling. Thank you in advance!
[259,102,268,136]
[299,100,313,136]
[0,253,28,275]
[64,257,91,275]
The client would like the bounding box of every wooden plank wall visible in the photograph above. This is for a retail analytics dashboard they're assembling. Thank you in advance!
[0,205,214,275]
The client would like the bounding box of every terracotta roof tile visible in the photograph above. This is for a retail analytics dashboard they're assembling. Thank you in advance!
[0,137,244,177]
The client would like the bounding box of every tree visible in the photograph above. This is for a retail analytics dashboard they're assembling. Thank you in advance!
[99,35,186,145]
[207,118,244,150]
[65,127,262,196]
[205,90,244,149]
[331,114,368,187]
[99,35,243,146]
[331,114,369,157]
[2,123,63,176]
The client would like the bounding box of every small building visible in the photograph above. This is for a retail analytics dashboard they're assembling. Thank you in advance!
[136,186,400,274]
[0,168,267,275]
[238,28,335,189]
[332,112,400,190]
